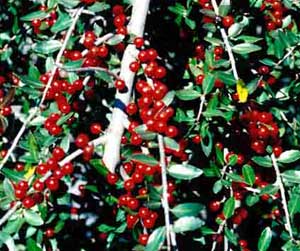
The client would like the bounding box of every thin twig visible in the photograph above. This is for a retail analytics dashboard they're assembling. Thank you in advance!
[0,202,21,227]
[211,220,226,251]
[271,154,294,240]
[61,66,119,79]
[211,0,239,81]
[39,7,84,107]
[158,135,178,251]
[196,95,206,122]
[275,45,299,67]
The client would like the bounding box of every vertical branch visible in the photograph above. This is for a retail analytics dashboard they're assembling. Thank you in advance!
[102,0,151,173]
[210,0,239,81]
[271,154,294,240]
[0,7,84,171]
[196,95,206,122]
[158,134,178,251]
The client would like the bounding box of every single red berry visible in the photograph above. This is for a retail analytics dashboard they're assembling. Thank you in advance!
[222,15,234,28]
[52,147,65,161]
[209,200,221,212]
[196,75,204,85]
[138,207,150,219]
[90,123,102,135]
[258,65,270,75]
[127,198,139,210]
[22,196,35,209]
[129,61,140,72]
[115,79,126,91]
[134,37,144,48]
[124,179,135,191]
[192,135,202,144]
[46,177,60,191]
[107,173,119,185]
[112,5,124,16]
[273,146,283,157]
[138,234,149,246]
[239,240,248,248]
[33,180,44,192]
[45,228,55,238]
[36,163,49,176]
[75,133,90,148]
[62,162,74,175]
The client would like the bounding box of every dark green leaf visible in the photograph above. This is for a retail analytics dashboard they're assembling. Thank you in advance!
[168,164,203,180]
[258,227,272,251]
[145,227,166,251]
[277,150,300,164]
[224,227,238,245]
[176,89,201,101]
[223,197,235,219]
[242,165,255,186]
[173,216,204,233]
[202,74,215,94]
[21,11,48,21]
[171,203,204,218]
[32,40,62,54]
[252,156,272,167]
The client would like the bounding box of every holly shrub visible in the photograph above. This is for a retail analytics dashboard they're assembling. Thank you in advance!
[0,0,300,250]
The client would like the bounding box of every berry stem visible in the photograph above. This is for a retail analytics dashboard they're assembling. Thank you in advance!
[0,201,21,227]
[81,33,114,57]
[102,0,151,173]
[210,0,239,81]
[211,220,226,251]
[271,153,294,240]
[158,134,178,251]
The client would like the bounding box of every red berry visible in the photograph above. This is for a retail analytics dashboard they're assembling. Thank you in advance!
[192,135,202,144]
[75,133,89,148]
[46,177,59,191]
[129,61,140,72]
[273,146,283,157]
[222,16,234,28]
[138,207,150,219]
[126,214,138,229]
[124,179,135,191]
[115,79,126,91]
[134,37,144,48]
[196,75,204,85]
[52,147,65,161]
[209,200,221,212]
[33,180,44,192]
[90,123,102,135]
[112,5,124,16]
[127,198,139,210]
[107,173,119,185]
[45,228,55,238]
[62,162,74,175]
[22,196,35,209]
[239,240,248,248]
[36,163,49,176]
[258,66,270,75]
[138,234,149,246]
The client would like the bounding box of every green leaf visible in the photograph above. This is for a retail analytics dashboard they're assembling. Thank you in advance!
[50,12,72,33]
[223,197,235,219]
[282,170,300,184]
[0,232,15,251]
[26,238,42,251]
[228,23,243,37]
[258,227,272,251]
[57,0,80,8]
[236,35,263,43]
[168,164,203,180]
[21,11,48,21]
[242,165,255,186]
[3,218,25,235]
[106,35,125,46]
[32,40,62,54]
[2,168,24,182]
[164,137,180,151]
[288,192,300,219]
[3,178,14,201]
[202,73,215,94]
[28,132,38,162]
[24,210,44,226]
[173,216,204,233]
[97,224,115,232]
[171,203,204,218]
[176,89,201,101]
[89,159,109,176]
[224,227,238,245]
[185,18,196,30]
[252,156,272,168]
[88,2,110,12]
[129,154,159,166]
[277,150,300,164]
[219,0,231,16]
[232,43,261,54]
[145,227,166,251]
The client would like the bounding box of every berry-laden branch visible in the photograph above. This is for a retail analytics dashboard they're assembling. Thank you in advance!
[0,7,84,172]
[158,134,178,251]
[210,0,239,81]
[271,153,294,240]
[0,134,107,228]
[102,0,151,173]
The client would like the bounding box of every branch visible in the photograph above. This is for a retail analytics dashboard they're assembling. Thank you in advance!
[158,135,178,251]
[211,0,239,80]
[0,8,84,172]
[211,220,226,251]
[275,44,299,68]
[0,135,107,228]
[271,154,294,240]
[39,7,84,107]
[102,0,151,173]
[61,66,119,79]
[196,95,206,122]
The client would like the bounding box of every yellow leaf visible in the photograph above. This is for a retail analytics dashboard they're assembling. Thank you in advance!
[236,79,248,103]
[24,166,36,180]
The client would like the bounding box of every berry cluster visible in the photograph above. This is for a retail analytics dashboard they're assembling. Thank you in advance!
[31,6,57,34]
[240,110,280,155]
